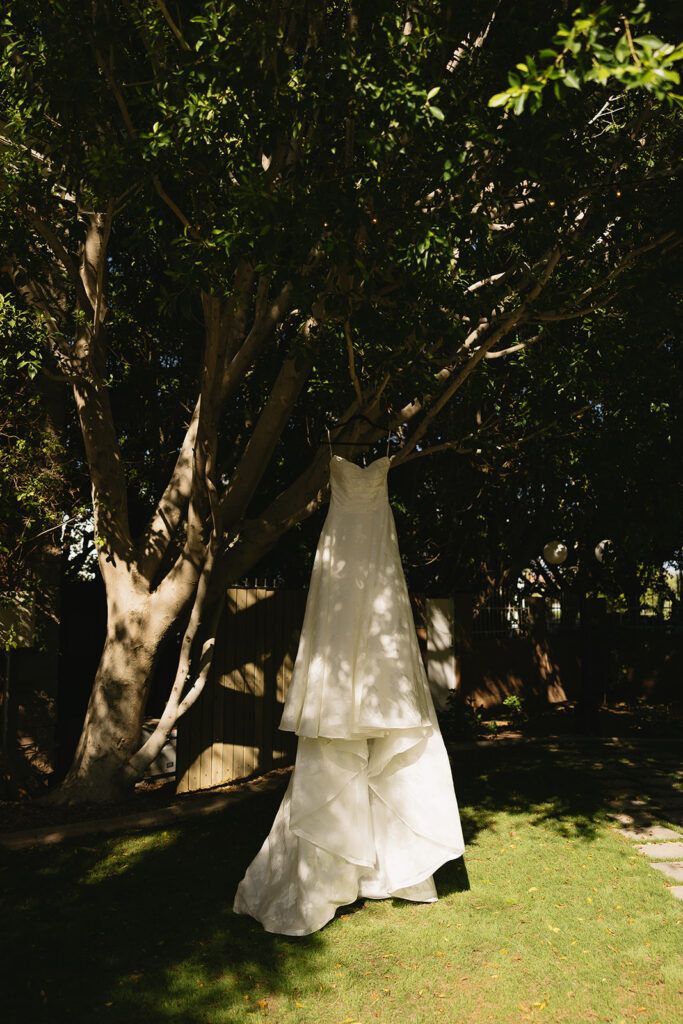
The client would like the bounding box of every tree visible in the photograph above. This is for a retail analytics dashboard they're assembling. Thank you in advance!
[0,295,66,591]
[387,266,682,603]
[0,1,681,802]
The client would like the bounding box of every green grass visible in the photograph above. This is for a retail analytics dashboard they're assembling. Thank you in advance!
[2,742,682,1024]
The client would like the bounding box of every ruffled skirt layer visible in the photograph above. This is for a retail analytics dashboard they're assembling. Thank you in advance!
[233,726,464,935]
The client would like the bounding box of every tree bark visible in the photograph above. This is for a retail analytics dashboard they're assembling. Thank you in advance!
[53,574,177,803]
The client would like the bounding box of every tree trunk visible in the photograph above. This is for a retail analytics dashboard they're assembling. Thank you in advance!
[51,587,172,804]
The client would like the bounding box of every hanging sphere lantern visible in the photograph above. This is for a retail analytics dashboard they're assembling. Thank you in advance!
[594,539,614,564]
[543,540,568,565]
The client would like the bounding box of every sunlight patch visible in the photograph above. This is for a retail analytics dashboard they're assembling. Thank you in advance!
[79,829,180,884]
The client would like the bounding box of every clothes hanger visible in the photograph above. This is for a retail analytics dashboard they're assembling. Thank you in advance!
[326,426,392,465]
[323,411,389,443]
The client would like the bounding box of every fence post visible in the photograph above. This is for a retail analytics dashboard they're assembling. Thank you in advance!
[528,595,547,642]
[425,598,455,710]
[452,593,473,700]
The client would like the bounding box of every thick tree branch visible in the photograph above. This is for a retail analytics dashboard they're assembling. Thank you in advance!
[72,372,135,576]
[139,398,200,582]
[23,210,94,314]
[89,202,115,339]
[220,278,293,401]
[124,538,222,782]
[220,333,314,526]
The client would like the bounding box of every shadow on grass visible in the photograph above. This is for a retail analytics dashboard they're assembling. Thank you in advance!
[2,740,674,1023]
[2,783,318,1024]
[451,741,619,845]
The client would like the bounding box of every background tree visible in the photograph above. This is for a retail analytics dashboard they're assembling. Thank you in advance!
[0,1,681,802]
[387,259,682,604]
[0,296,66,592]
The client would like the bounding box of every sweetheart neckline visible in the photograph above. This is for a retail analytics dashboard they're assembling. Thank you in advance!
[332,454,391,470]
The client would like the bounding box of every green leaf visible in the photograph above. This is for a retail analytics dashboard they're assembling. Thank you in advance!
[634,35,666,50]
[615,35,631,63]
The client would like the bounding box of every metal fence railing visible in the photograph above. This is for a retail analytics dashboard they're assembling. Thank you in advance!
[471,598,530,637]
[471,594,579,638]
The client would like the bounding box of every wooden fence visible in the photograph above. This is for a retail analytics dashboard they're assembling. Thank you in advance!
[175,588,306,793]
[176,588,682,793]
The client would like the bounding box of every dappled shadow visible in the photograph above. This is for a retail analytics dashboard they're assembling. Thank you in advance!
[2,783,323,1024]
[176,587,304,791]
[4,736,679,1023]
[281,455,431,737]
[446,737,683,851]
[482,744,604,839]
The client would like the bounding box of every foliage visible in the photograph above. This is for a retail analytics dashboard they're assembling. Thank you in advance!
[490,2,683,113]
[391,278,683,601]
[438,690,486,741]
[0,294,66,590]
[502,693,529,727]
[1,1,680,562]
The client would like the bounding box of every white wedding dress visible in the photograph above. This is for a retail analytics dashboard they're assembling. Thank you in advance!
[233,454,464,935]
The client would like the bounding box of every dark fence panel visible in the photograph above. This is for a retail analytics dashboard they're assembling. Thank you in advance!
[455,593,681,709]
[176,588,305,794]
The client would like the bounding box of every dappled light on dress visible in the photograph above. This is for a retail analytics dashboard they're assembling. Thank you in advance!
[233,455,464,935]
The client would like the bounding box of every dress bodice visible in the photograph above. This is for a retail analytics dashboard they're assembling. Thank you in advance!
[329,455,390,512]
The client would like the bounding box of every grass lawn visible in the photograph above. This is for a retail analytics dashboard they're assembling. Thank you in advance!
[2,742,681,1024]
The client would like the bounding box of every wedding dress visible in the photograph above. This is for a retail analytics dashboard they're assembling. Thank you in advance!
[233,453,464,935]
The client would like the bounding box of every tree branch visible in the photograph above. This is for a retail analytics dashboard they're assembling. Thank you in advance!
[485,333,542,359]
[124,538,221,782]
[139,399,200,582]
[393,247,562,464]
[220,327,315,526]
[91,34,200,239]
[155,0,191,50]
[344,319,364,407]
[23,210,94,314]
[535,230,677,323]
[220,278,292,402]
[151,175,200,239]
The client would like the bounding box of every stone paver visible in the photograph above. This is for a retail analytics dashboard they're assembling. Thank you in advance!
[635,841,683,859]
[607,771,683,903]
[651,861,683,882]
[608,797,658,809]
[608,811,656,826]
[617,825,682,840]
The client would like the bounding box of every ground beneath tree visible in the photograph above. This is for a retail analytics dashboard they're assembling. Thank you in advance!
[0,767,293,835]
[0,701,680,837]
[473,698,683,741]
